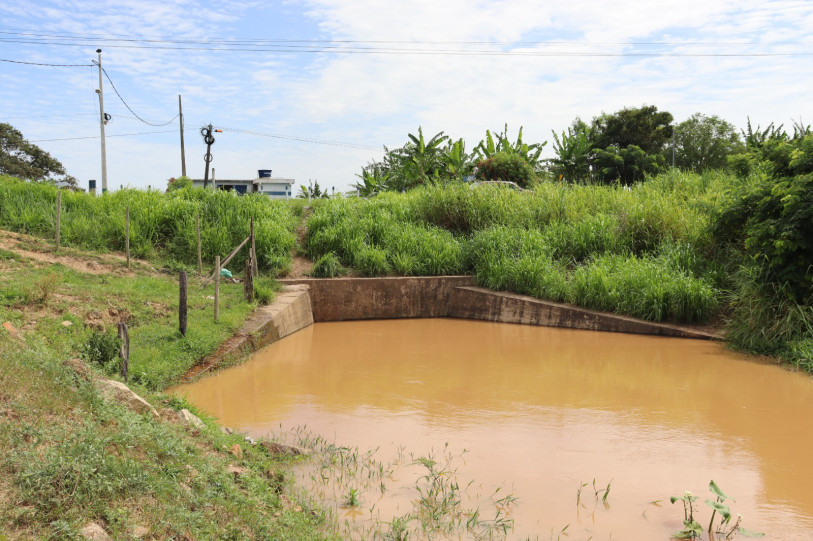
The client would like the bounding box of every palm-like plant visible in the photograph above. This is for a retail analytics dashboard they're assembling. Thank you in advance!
[473,124,547,170]
[549,124,593,182]
[353,163,390,197]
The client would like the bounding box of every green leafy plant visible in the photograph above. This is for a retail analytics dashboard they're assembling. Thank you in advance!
[670,481,764,539]
[82,329,122,373]
[474,152,537,188]
[310,252,346,278]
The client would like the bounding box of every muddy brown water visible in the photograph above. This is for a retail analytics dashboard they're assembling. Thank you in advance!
[172,318,813,539]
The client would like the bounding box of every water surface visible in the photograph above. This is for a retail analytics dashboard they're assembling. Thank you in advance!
[173,318,813,539]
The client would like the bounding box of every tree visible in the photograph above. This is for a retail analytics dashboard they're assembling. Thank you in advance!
[579,105,673,184]
[0,123,78,188]
[590,105,674,155]
[673,113,743,172]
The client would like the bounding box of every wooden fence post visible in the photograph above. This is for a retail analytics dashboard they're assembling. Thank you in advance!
[244,258,254,302]
[214,255,220,323]
[196,213,202,275]
[118,322,130,382]
[250,217,258,278]
[125,206,130,268]
[55,190,62,252]
[179,271,188,336]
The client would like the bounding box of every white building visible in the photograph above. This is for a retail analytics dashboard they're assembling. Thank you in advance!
[192,170,295,199]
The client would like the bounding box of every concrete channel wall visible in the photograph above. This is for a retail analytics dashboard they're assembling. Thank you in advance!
[278,276,718,340]
[279,276,476,321]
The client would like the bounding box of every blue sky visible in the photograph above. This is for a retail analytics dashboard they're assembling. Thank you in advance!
[1,0,812,193]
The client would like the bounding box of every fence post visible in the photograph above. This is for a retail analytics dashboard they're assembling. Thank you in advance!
[55,190,62,252]
[196,213,202,275]
[118,322,130,382]
[250,217,258,278]
[244,258,254,302]
[179,271,188,336]
[214,255,220,323]
[125,206,130,268]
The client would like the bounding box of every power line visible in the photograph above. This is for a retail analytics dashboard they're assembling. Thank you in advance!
[1,29,812,47]
[0,57,92,67]
[219,127,379,150]
[30,129,176,142]
[92,61,179,127]
[0,31,811,57]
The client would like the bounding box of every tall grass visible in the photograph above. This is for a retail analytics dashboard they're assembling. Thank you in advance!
[304,173,724,324]
[0,177,297,273]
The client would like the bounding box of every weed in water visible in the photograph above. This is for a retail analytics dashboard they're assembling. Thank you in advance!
[670,481,764,539]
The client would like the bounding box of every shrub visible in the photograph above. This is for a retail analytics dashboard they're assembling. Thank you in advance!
[310,252,345,278]
[474,152,537,188]
[82,329,121,373]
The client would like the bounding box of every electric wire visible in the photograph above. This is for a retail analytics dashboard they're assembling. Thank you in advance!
[92,61,179,127]
[218,126,379,150]
[29,129,177,142]
[0,57,92,67]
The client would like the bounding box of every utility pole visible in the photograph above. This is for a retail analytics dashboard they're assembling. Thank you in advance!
[179,95,186,177]
[94,49,108,193]
[200,124,220,189]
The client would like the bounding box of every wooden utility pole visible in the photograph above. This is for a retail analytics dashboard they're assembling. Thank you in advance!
[179,95,187,177]
[179,271,188,336]
[55,190,62,252]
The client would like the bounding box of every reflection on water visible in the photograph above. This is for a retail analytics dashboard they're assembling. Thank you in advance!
[172,318,813,539]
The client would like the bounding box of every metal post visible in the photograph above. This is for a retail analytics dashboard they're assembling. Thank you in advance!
[95,49,108,193]
[179,95,186,177]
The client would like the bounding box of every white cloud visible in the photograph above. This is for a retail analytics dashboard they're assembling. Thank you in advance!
[2,0,812,191]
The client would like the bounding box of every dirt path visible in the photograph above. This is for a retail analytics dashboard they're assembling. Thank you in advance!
[0,229,152,277]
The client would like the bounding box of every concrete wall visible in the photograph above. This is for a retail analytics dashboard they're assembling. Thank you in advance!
[279,276,718,339]
[447,286,717,339]
[279,276,475,321]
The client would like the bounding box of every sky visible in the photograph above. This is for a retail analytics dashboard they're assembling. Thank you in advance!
[1,0,812,194]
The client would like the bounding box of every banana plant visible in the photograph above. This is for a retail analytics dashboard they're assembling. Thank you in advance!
[353,163,390,197]
[442,138,474,181]
[473,124,547,169]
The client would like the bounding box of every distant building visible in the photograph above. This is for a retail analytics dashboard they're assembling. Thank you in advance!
[192,170,294,199]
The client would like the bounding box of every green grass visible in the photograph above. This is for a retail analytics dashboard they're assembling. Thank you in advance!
[0,239,336,540]
[304,175,723,324]
[0,256,254,390]
[0,339,335,541]
[0,177,298,275]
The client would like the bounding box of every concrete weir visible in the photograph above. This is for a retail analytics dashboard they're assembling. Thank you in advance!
[280,276,718,340]
[186,276,717,380]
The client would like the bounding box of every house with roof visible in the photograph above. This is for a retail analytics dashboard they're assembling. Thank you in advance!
[192,170,295,199]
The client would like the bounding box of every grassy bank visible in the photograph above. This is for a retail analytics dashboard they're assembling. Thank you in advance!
[0,234,334,540]
[0,176,298,275]
[302,170,811,367]
[306,171,723,324]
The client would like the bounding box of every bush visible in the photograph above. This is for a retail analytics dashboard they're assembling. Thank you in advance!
[474,152,537,188]
[310,252,345,278]
[82,329,121,373]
